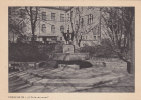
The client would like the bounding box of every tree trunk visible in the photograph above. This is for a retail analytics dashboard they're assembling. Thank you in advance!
[118,54,134,74]
[127,16,135,74]
[13,32,14,43]
[127,61,134,74]
[31,25,35,42]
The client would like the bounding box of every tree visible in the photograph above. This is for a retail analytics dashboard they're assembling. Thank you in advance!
[8,7,26,43]
[69,7,101,47]
[70,7,82,47]
[101,7,135,74]
[25,7,39,42]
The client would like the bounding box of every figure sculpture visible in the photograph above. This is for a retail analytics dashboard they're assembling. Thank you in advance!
[61,27,74,44]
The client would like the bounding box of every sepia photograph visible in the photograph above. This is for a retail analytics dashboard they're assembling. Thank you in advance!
[8,6,135,93]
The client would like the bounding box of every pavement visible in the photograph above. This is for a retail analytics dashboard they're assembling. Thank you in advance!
[9,60,134,93]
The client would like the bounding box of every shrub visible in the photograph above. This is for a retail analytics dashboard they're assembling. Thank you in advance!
[9,42,55,62]
[80,39,116,58]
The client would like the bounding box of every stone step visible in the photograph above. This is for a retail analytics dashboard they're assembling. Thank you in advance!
[9,72,125,92]
[9,67,126,92]
[27,67,111,79]
[9,80,27,87]
[9,78,23,86]
[9,76,31,92]
[18,73,124,89]
[9,72,20,77]
[28,71,110,79]
[9,83,31,92]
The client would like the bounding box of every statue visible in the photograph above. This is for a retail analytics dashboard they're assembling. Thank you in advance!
[61,26,74,44]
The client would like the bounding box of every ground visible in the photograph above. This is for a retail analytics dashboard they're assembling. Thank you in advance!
[9,58,134,93]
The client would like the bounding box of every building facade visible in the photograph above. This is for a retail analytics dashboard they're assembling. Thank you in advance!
[9,7,102,46]
[35,7,68,44]
[66,7,101,47]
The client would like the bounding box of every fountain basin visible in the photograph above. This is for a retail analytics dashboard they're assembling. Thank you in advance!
[53,53,90,61]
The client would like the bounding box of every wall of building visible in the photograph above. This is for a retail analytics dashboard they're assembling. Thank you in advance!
[66,7,101,47]
[9,7,105,45]
[21,7,68,43]
[36,8,67,41]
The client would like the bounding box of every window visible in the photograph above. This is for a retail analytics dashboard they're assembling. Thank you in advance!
[60,37,62,40]
[70,11,73,18]
[82,36,85,39]
[93,27,96,35]
[81,18,84,28]
[85,36,87,40]
[42,24,46,32]
[60,14,64,22]
[94,36,96,40]
[79,7,83,12]
[91,14,93,23]
[76,7,79,14]
[83,43,85,46]
[51,13,55,20]
[76,21,79,30]
[42,12,46,20]
[67,13,70,21]
[98,36,101,40]
[93,25,99,35]
[88,14,93,24]
[60,26,64,33]
[51,25,55,33]
[20,9,26,18]
[87,15,89,24]
[32,10,37,20]
[52,37,57,41]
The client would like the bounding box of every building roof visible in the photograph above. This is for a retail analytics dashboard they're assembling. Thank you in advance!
[38,34,58,37]
[40,7,73,11]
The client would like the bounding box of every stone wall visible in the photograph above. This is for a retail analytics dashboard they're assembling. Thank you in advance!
[9,62,39,72]
[63,45,75,53]
[53,53,90,61]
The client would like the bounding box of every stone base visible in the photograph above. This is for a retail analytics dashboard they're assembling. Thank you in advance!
[58,64,80,71]
[53,53,90,61]
[67,64,80,70]
[63,44,75,54]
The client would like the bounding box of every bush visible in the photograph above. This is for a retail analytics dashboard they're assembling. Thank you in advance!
[80,39,116,58]
[57,60,93,69]
[9,42,55,62]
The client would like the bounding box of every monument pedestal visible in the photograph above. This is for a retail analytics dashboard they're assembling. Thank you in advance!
[63,44,75,54]
[53,44,89,61]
